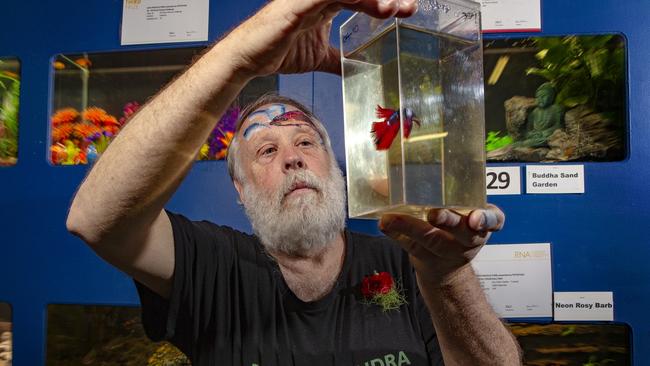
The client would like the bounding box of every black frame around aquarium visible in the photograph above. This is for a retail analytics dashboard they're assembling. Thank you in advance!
[483,34,627,163]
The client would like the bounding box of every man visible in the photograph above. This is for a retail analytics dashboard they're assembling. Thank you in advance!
[66,0,521,365]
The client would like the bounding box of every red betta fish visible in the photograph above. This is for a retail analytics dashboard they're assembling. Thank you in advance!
[370,105,420,150]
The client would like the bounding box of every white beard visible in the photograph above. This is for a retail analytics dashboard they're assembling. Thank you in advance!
[241,162,347,256]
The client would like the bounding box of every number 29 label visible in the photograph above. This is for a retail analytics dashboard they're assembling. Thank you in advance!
[486,166,521,195]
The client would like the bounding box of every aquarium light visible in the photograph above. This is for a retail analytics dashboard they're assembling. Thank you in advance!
[407,132,449,143]
[487,55,509,85]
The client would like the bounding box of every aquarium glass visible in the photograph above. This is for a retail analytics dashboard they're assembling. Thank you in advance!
[0,58,20,167]
[508,322,631,366]
[50,48,277,165]
[46,304,189,365]
[0,302,11,366]
[341,0,486,219]
[483,34,627,162]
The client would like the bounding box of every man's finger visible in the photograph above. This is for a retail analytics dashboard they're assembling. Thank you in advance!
[379,213,459,253]
[427,208,464,229]
[467,204,505,232]
[342,0,417,18]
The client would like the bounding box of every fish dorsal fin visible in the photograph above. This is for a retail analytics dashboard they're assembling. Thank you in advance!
[375,105,395,120]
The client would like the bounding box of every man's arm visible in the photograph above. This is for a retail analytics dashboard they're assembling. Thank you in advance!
[380,208,522,365]
[67,0,417,299]
[66,37,251,298]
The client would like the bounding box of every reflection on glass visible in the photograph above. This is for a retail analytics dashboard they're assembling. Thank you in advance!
[50,48,277,165]
[46,304,189,365]
[509,322,631,366]
[0,58,20,167]
[484,35,627,162]
[0,302,11,366]
[341,0,486,219]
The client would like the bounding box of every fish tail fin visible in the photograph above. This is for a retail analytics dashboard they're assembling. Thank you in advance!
[371,120,399,150]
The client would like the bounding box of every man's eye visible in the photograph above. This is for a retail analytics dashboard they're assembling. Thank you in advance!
[261,146,277,156]
[299,140,313,147]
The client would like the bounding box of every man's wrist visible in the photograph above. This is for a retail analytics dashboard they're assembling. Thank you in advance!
[416,263,476,293]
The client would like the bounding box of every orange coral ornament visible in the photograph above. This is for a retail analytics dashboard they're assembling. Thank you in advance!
[51,124,74,143]
[215,131,234,160]
[83,107,109,126]
[51,108,80,126]
[50,143,67,164]
[74,123,102,141]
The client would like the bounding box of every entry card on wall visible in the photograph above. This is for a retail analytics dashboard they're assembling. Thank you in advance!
[526,165,585,194]
[121,0,209,45]
[472,243,552,318]
[554,292,614,321]
[481,0,542,33]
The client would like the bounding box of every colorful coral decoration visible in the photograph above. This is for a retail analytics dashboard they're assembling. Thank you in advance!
[119,101,140,126]
[50,106,126,165]
[360,271,407,312]
[200,106,239,160]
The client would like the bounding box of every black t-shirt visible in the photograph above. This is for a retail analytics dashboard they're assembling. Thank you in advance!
[135,211,444,366]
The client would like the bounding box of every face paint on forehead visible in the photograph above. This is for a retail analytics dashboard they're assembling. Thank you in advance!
[242,106,322,142]
[242,122,269,141]
[246,103,287,123]
[270,110,313,125]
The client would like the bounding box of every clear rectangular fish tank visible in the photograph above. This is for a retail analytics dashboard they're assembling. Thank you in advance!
[340,0,486,219]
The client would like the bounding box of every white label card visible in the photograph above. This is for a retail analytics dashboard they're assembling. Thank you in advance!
[526,165,585,194]
[486,166,521,195]
[472,243,552,318]
[121,0,209,45]
[481,0,542,33]
[554,292,614,321]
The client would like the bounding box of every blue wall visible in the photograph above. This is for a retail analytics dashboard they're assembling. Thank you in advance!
[0,0,648,364]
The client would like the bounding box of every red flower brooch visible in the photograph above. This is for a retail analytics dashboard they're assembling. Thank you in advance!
[361,271,407,311]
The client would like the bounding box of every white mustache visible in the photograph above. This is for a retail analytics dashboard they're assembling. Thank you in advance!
[281,170,323,198]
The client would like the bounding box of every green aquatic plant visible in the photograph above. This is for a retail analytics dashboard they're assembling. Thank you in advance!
[560,325,576,336]
[485,131,513,151]
[525,35,625,111]
[583,355,616,366]
[0,64,20,162]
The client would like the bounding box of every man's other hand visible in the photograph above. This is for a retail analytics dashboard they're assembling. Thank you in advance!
[228,0,417,77]
[379,205,505,288]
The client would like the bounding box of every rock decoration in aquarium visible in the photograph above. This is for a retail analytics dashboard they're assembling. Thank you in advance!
[0,64,19,167]
[46,305,189,366]
[0,331,10,366]
[487,35,625,162]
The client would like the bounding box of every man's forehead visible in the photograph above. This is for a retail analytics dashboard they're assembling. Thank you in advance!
[240,103,317,141]
[245,103,296,124]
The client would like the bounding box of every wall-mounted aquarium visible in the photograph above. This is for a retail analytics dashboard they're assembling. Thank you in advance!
[509,322,631,366]
[46,304,188,365]
[483,34,626,162]
[0,58,20,167]
[50,48,277,165]
[0,302,11,366]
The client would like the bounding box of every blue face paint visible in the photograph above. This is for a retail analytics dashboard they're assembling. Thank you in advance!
[242,122,269,140]
[246,104,287,123]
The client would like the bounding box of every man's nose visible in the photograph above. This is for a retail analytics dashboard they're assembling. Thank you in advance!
[283,148,305,171]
